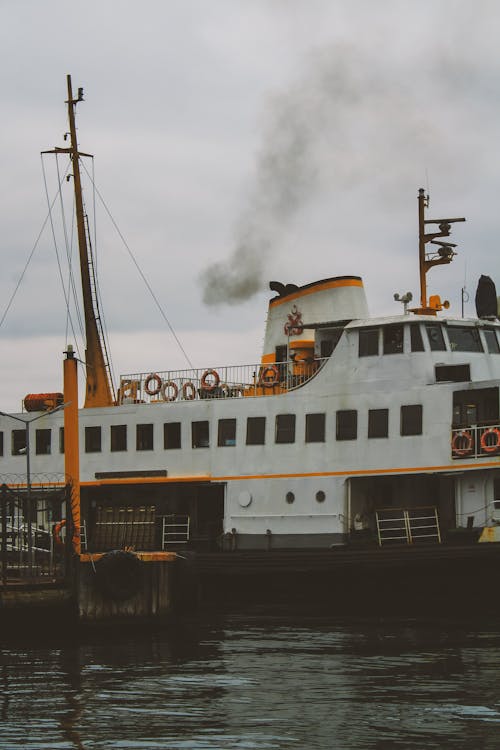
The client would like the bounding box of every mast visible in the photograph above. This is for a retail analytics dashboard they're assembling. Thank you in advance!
[63,75,114,407]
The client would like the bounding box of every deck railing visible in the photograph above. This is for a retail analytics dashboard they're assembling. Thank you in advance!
[118,358,328,405]
[451,423,500,459]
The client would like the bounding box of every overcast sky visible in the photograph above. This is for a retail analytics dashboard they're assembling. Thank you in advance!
[1,0,500,411]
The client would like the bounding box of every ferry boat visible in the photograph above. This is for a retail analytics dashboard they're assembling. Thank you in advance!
[2,77,500,613]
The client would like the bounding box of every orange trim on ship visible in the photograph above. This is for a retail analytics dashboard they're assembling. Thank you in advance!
[269,278,363,308]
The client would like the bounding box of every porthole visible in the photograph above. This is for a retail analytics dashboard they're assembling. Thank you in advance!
[286,491,295,504]
[316,490,326,503]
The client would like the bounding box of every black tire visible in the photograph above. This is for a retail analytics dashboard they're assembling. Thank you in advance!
[94,550,143,601]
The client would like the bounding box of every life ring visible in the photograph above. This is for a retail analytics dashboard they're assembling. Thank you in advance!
[480,427,500,453]
[52,519,66,547]
[201,369,220,392]
[144,373,162,396]
[259,365,279,387]
[182,381,196,400]
[451,430,473,456]
[161,379,179,402]
[94,550,143,601]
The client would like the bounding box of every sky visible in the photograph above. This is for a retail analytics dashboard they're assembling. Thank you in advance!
[1,0,500,411]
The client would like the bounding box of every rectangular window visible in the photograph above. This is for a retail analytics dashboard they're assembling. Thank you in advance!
[275,414,296,444]
[368,409,389,438]
[484,329,500,354]
[59,427,65,454]
[164,422,181,449]
[246,417,266,445]
[447,326,483,353]
[425,323,446,351]
[12,429,26,456]
[0,431,3,457]
[35,429,51,455]
[383,324,404,354]
[359,328,379,357]
[192,420,209,448]
[218,418,236,446]
[305,413,325,443]
[336,410,357,440]
[401,405,423,436]
[435,364,471,383]
[85,426,101,453]
[111,424,127,452]
[410,324,424,352]
[136,424,153,451]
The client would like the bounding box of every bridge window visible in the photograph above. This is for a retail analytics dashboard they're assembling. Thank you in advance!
[306,413,325,442]
[383,324,404,354]
[425,323,446,351]
[85,426,101,453]
[111,425,127,452]
[136,424,153,451]
[401,405,422,436]
[59,427,65,454]
[246,417,266,445]
[0,431,3,456]
[447,326,483,353]
[12,430,26,456]
[368,409,389,438]
[164,422,181,449]
[359,328,379,357]
[483,328,500,354]
[218,419,236,447]
[35,429,51,455]
[336,410,357,440]
[410,324,424,352]
[192,420,209,448]
[275,414,296,444]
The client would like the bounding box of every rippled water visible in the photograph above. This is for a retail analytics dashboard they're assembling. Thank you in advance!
[1,615,499,749]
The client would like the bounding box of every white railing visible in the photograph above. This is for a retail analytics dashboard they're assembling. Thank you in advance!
[118,358,328,405]
[451,423,500,459]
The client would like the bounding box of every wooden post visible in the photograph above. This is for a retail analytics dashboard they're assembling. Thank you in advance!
[64,346,81,554]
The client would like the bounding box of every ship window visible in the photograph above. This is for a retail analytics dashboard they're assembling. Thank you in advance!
[275,345,287,363]
[435,364,470,383]
[316,490,326,503]
[410,324,424,352]
[192,420,209,448]
[306,413,325,443]
[85,426,101,453]
[164,422,181,449]
[425,323,446,351]
[359,328,379,357]
[12,430,26,456]
[383,324,404,354]
[111,425,127,452]
[447,326,483,352]
[275,414,296,444]
[401,405,422,436]
[368,409,389,438]
[35,429,51,455]
[0,431,3,456]
[483,329,500,354]
[336,410,357,440]
[218,418,236,447]
[286,491,295,504]
[59,427,65,454]
[246,417,266,445]
[136,424,153,451]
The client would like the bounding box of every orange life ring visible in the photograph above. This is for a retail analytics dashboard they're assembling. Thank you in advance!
[480,427,500,453]
[182,381,196,400]
[201,369,220,392]
[53,519,66,546]
[161,380,179,402]
[259,365,279,387]
[451,430,473,456]
[144,373,162,396]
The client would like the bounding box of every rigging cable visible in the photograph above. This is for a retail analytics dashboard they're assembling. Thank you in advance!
[41,154,83,361]
[81,161,194,370]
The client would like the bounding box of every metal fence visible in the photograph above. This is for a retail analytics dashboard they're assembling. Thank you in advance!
[1,482,71,585]
[118,358,329,405]
[451,424,500,459]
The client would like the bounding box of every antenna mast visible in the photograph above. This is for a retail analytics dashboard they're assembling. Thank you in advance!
[60,75,115,407]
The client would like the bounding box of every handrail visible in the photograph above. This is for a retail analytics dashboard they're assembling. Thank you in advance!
[118,357,329,405]
[451,423,500,459]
